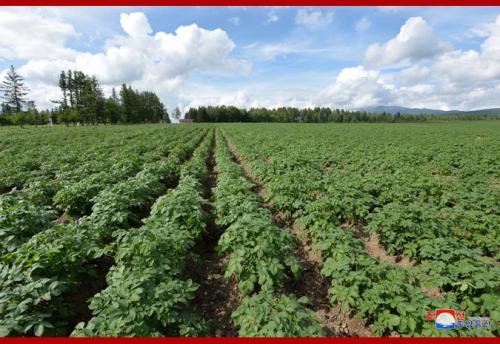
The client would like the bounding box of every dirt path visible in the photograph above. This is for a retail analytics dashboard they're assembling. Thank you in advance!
[220,130,371,337]
[347,224,443,299]
[289,224,372,337]
[186,129,240,337]
[348,224,416,269]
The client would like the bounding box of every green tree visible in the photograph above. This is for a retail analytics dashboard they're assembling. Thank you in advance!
[173,106,182,121]
[119,84,167,123]
[1,102,12,116]
[1,65,30,113]
[58,71,69,109]
[14,112,29,128]
[57,70,106,125]
[104,92,122,123]
[55,72,168,125]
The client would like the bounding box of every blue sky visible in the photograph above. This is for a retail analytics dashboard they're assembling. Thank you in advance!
[1,6,500,112]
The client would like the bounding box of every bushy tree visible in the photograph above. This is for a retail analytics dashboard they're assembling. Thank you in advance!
[104,89,123,124]
[119,84,168,123]
[56,70,104,124]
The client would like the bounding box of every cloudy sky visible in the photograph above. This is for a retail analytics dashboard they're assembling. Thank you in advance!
[1,6,500,112]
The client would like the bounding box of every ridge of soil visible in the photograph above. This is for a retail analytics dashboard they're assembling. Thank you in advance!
[220,130,371,337]
[185,129,240,337]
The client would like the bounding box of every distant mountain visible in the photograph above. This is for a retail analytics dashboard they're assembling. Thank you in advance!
[355,105,500,116]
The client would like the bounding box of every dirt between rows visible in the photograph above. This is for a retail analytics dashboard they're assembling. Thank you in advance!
[60,130,210,335]
[1,185,17,195]
[221,130,372,337]
[346,223,443,300]
[63,255,114,335]
[185,130,240,337]
[221,130,448,336]
[347,224,416,269]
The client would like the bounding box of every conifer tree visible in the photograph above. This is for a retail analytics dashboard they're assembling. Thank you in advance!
[0,65,30,113]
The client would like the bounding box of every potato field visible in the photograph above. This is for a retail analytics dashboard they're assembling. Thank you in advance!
[0,122,498,337]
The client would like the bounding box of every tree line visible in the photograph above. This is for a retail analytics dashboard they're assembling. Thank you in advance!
[56,70,170,124]
[0,66,171,127]
[1,65,498,127]
[184,105,499,123]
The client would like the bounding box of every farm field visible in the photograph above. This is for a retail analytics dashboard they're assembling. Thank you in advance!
[0,121,498,337]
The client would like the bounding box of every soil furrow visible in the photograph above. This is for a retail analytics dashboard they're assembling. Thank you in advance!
[347,223,416,269]
[63,129,210,335]
[186,129,239,337]
[347,223,443,300]
[219,130,372,337]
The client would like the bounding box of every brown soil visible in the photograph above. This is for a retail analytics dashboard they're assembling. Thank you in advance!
[421,285,443,299]
[225,139,261,188]
[187,246,240,337]
[52,212,74,225]
[348,224,416,269]
[185,129,240,337]
[223,133,270,205]
[287,225,372,337]
[1,185,15,194]
[60,131,211,334]
[221,130,371,337]
[63,255,114,335]
[347,224,444,299]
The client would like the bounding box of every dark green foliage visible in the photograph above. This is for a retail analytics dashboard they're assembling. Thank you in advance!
[52,71,169,125]
[185,105,500,123]
[0,127,208,336]
[223,122,500,336]
[232,291,324,337]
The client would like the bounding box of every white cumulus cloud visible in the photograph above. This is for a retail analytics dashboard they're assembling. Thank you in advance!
[365,16,451,68]
[397,15,500,90]
[317,66,395,108]
[120,12,153,37]
[0,7,78,60]
[1,10,250,109]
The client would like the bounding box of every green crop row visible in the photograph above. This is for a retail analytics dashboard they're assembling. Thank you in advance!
[72,130,214,337]
[222,123,499,337]
[0,126,189,193]
[212,130,324,337]
[0,129,207,337]
[0,127,198,256]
